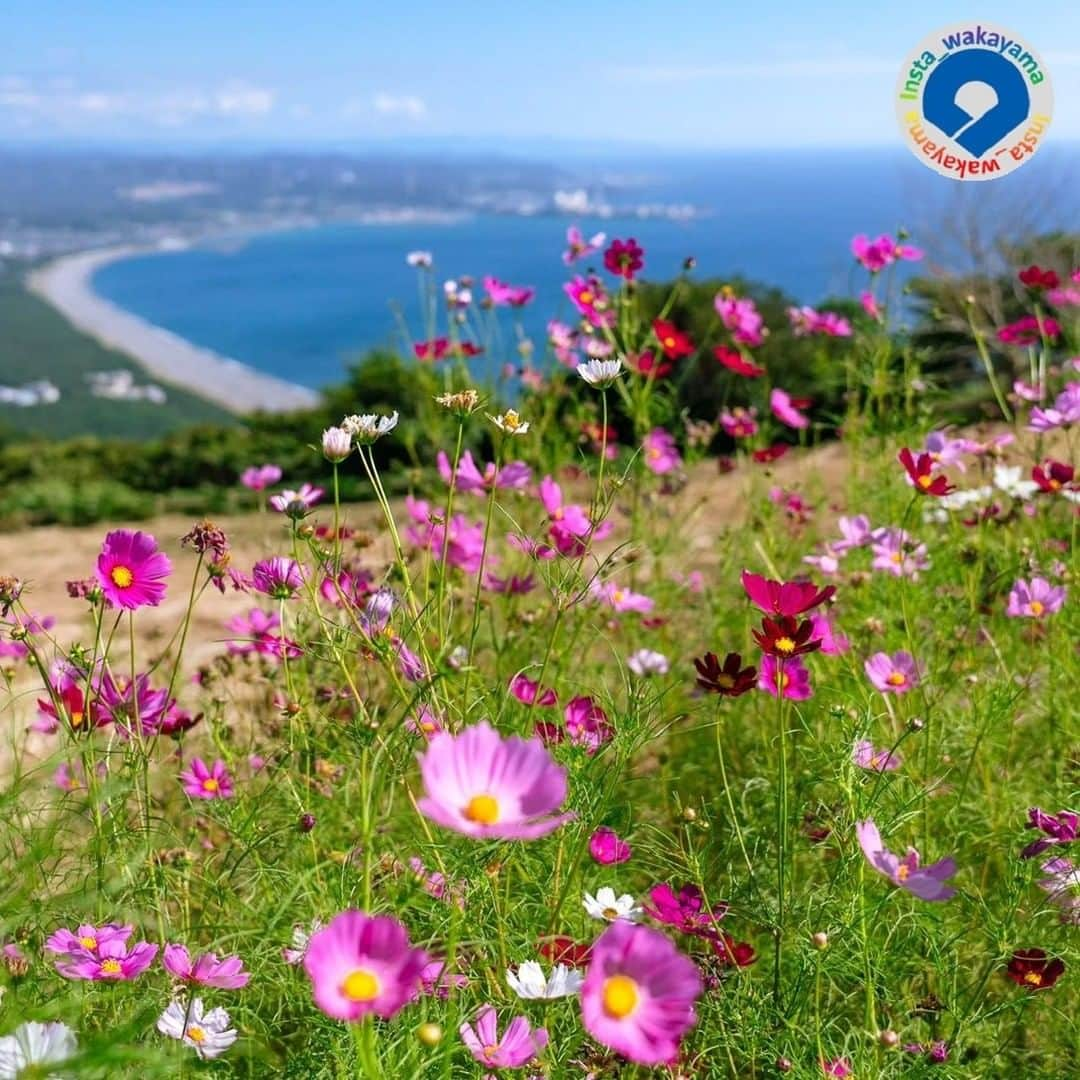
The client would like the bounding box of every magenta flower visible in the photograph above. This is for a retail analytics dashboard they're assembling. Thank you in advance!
[1006,577,1066,619]
[720,406,758,439]
[240,464,282,491]
[563,695,614,752]
[483,275,535,307]
[852,740,901,772]
[643,883,727,937]
[758,655,812,700]
[997,314,1060,347]
[856,819,957,901]
[417,721,573,840]
[809,612,849,655]
[564,275,615,328]
[509,673,557,707]
[436,450,531,494]
[580,921,701,1067]
[851,233,922,272]
[162,945,250,989]
[252,557,305,600]
[563,225,605,265]
[741,570,835,616]
[225,608,299,661]
[180,758,234,800]
[539,475,613,554]
[95,671,172,737]
[590,827,632,865]
[303,911,429,1021]
[715,294,766,347]
[860,290,881,320]
[770,388,810,430]
[46,923,133,966]
[603,237,644,281]
[460,1005,548,1069]
[864,651,920,694]
[822,1057,853,1078]
[55,936,158,981]
[95,530,171,610]
[788,305,851,338]
[1022,809,1079,859]
[269,483,323,514]
[405,496,487,573]
[642,428,682,475]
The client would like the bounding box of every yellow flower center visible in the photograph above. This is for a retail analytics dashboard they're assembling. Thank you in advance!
[502,410,522,431]
[202,778,219,792]
[420,720,436,733]
[602,974,640,1018]
[464,794,500,825]
[187,1025,206,1044]
[774,636,796,654]
[612,590,626,604]
[110,565,134,588]
[79,936,97,951]
[1029,600,1044,616]
[1048,479,1061,490]
[342,968,381,1002]
[71,710,85,729]
[916,475,933,489]
[1024,971,1043,986]
[896,865,910,882]
[890,552,902,564]
[716,673,734,689]
[663,336,676,348]
[100,959,122,974]
[886,672,906,687]
[579,289,594,305]
[602,907,620,920]
[777,672,789,690]
[482,1044,500,1059]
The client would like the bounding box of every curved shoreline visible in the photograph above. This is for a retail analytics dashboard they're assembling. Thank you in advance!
[27,245,321,415]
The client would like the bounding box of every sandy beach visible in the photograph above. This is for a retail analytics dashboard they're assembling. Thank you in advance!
[27,246,321,414]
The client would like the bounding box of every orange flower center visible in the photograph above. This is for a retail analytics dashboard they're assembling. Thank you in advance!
[1029,600,1044,616]
[578,289,594,305]
[342,968,381,1002]
[886,672,907,686]
[663,336,676,348]
[1024,971,1043,986]
[202,778,219,792]
[896,865,910,882]
[464,794,499,825]
[916,475,933,489]
[79,936,97,951]
[187,1025,207,1044]
[110,565,134,588]
[602,974,640,1018]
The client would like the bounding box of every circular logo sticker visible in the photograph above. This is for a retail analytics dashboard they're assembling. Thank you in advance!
[896,22,1053,181]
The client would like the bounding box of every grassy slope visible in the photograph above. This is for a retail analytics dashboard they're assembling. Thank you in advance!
[0,272,235,440]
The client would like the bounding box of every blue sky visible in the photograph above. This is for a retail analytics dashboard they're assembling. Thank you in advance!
[1,1,1077,148]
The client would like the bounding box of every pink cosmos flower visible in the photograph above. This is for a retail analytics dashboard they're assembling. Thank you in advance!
[0,613,54,659]
[95,530,171,610]
[720,406,758,439]
[870,528,929,579]
[852,740,901,772]
[416,721,573,840]
[406,706,444,739]
[590,827,632,865]
[240,464,282,491]
[407,857,465,909]
[180,758,234,800]
[924,430,968,470]
[644,883,727,937]
[1014,379,1045,403]
[856,819,957,901]
[833,514,872,553]
[95,671,172,737]
[226,608,300,661]
[548,319,580,367]
[460,1005,548,1069]
[563,225,606,265]
[851,233,922,272]
[509,673,557,707]
[997,315,1061,347]
[864,651,920,694]
[563,695,614,752]
[590,581,655,614]
[770,388,810,430]
[1006,577,1066,619]
[269,483,323,514]
[1022,809,1078,860]
[538,476,613,555]
[859,290,882,320]
[741,570,835,616]
[436,450,531,493]
[162,945,250,989]
[642,428,681,475]
[788,306,852,338]
[483,275,535,307]
[252,557,305,599]
[564,275,615,328]
[715,295,766,347]
[405,496,488,574]
[822,1057,853,1078]
[55,936,158,981]
[418,958,469,998]
[46,923,133,967]
[303,910,429,1021]
[580,921,701,1067]
[809,611,849,655]
[758,655,812,700]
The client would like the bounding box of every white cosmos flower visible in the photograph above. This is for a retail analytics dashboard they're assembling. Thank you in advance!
[488,409,530,436]
[0,1021,78,1078]
[627,649,669,676]
[157,998,237,1060]
[506,960,584,999]
[583,886,643,922]
[406,250,433,268]
[282,919,323,965]
[992,465,1039,500]
[576,357,624,388]
[341,411,399,444]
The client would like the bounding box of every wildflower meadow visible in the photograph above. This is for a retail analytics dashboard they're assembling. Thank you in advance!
[1,230,1078,1077]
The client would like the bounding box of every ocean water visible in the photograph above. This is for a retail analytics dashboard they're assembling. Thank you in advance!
[93,148,1080,391]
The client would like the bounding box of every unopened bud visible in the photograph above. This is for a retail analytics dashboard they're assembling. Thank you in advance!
[775,1057,793,1073]
[812,931,829,950]
[908,716,925,732]
[879,1029,900,1049]
[298,813,316,833]
[418,1022,442,1046]
[682,806,697,822]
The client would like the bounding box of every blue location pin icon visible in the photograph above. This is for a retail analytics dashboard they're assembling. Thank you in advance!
[922,50,1030,157]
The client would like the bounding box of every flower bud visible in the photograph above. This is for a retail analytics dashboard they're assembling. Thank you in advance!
[879,1029,900,1049]
[298,813,316,833]
[812,931,829,950]
[775,1057,793,1073]
[322,426,352,463]
[417,1022,442,1046]
[908,716,925,732]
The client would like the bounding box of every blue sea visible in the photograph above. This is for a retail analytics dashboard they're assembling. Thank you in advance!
[93,148,1080,391]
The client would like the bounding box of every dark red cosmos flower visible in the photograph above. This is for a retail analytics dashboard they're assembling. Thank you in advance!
[644,883,728,936]
[449,340,483,358]
[713,934,757,968]
[1032,460,1076,494]
[898,448,956,496]
[1005,949,1065,990]
[628,349,673,379]
[752,443,788,463]
[603,237,644,281]
[752,615,821,658]
[414,337,449,361]
[1021,808,1079,859]
[693,651,757,696]
[1018,264,1060,291]
[997,315,1061,346]
[538,936,592,968]
[741,570,835,616]
[652,319,695,359]
[713,345,765,378]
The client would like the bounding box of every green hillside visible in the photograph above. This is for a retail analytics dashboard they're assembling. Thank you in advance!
[0,269,235,441]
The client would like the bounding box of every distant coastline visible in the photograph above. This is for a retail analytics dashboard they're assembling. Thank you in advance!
[26,244,322,415]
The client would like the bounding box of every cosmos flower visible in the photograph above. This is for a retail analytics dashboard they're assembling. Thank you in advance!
[851,233,922,272]
[240,464,282,491]
[506,960,583,999]
[741,570,835,617]
[269,483,324,515]
[808,611,849,655]
[715,294,766,347]
[577,357,625,388]
[769,388,810,429]
[898,448,956,496]
[1005,949,1065,990]
[642,428,682,475]
[321,426,351,462]
[562,695,614,753]
[720,406,758,438]
[580,921,701,1066]
[1006,578,1066,619]
[693,651,757,696]
[590,827,632,865]
[1037,858,1080,924]
[94,671,173,738]
[563,225,606,264]
[758,655,812,700]
[436,450,531,493]
[162,945,250,989]
[852,740,902,772]
[627,649,669,677]
[45,923,132,964]
[788,305,852,337]
[252,557,305,600]
[870,527,929,578]
[644,883,727,937]
[1018,264,1060,290]
[603,237,644,280]
[405,250,433,268]
[713,345,765,377]
[0,1022,78,1077]
[997,315,1060,347]
[483,275,535,307]
[821,1057,853,1078]
[180,758,234,801]
[417,721,573,840]
[460,1006,548,1069]
[564,275,615,328]
[282,920,323,966]
[584,887,643,923]
[303,911,429,1021]
[590,581,655,614]
[856,819,957,901]
[752,615,821,659]
[488,409,530,436]
[1021,809,1078,859]
[652,319,695,359]
[55,936,158,981]
[509,673,557,707]
[1032,460,1075,494]
[864,651,920,694]
[95,530,171,610]
[157,998,237,1059]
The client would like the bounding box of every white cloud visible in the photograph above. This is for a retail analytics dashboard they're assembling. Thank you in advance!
[607,57,896,83]
[372,92,427,118]
[215,82,275,116]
